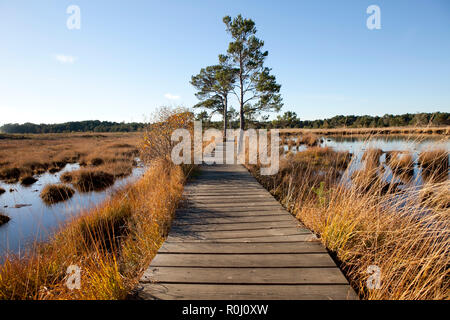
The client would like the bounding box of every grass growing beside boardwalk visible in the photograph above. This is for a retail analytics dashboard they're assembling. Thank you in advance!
[247,146,449,300]
[0,160,187,299]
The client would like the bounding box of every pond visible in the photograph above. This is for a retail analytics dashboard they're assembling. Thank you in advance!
[284,135,450,187]
[0,163,145,258]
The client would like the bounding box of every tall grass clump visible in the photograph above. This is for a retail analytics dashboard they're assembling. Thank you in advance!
[0,213,10,226]
[298,133,319,147]
[20,175,38,186]
[247,142,449,300]
[419,149,449,182]
[70,169,115,192]
[40,184,75,204]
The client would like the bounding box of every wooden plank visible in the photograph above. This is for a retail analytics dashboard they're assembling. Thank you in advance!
[173,215,298,225]
[166,234,317,243]
[169,221,300,232]
[185,203,284,209]
[187,201,282,208]
[150,253,337,267]
[174,213,289,220]
[168,228,310,240]
[188,194,272,199]
[137,163,358,300]
[158,242,327,254]
[176,207,287,214]
[175,210,287,217]
[187,181,263,184]
[137,283,358,300]
[142,267,348,284]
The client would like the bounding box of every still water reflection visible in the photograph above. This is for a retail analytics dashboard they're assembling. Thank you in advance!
[0,163,145,257]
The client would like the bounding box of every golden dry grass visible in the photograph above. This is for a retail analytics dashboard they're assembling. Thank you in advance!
[0,160,188,299]
[66,169,115,192]
[247,144,449,300]
[0,132,140,183]
[40,184,75,204]
[419,149,449,182]
[0,109,195,300]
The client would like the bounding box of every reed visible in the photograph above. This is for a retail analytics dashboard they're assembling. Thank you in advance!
[298,133,319,147]
[418,149,449,182]
[246,143,449,300]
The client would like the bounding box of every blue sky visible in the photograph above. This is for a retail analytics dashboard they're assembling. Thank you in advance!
[0,0,449,125]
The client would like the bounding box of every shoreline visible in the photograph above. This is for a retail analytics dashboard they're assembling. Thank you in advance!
[278,126,450,136]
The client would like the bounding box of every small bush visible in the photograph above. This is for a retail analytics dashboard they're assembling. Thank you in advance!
[0,187,5,195]
[40,184,75,204]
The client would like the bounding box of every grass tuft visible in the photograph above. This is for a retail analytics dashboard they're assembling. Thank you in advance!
[70,170,115,192]
[40,184,75,204]
[298,133,319,147]
[0,213,10,226]
[20,175,38,186]
[0,167,21,182]
[418,149,449,182]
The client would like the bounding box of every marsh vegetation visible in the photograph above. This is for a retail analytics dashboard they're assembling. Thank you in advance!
[0,111,195,300]
[248,134,449,300]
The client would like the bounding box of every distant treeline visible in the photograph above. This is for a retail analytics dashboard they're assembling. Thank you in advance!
[0,121,145,134]
[1,112,448,134]
[269,112,449,129]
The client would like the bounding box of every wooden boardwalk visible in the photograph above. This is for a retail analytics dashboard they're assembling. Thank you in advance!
[137,163,357,300]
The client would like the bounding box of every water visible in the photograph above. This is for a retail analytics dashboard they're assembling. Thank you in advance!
[0,163,145,257]
[284,135,450,186]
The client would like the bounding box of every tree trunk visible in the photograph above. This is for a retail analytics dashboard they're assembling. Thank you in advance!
[239,85,244,130]
[238,55,245,154]
[223,96,228,142]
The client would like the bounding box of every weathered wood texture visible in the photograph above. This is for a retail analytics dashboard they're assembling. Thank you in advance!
[137,164,357,300]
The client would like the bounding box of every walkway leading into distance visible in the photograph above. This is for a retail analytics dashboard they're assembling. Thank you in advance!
[136,160,357,299]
